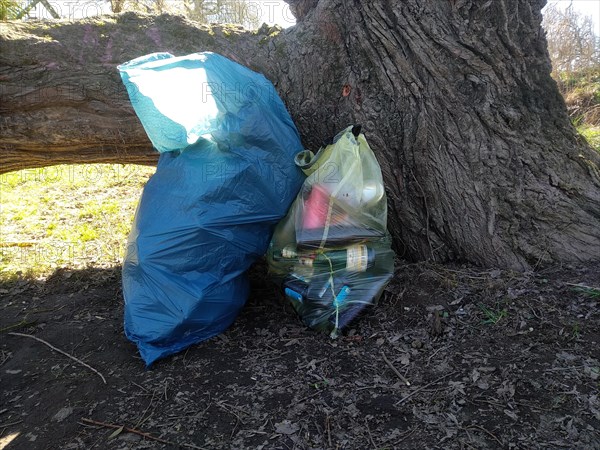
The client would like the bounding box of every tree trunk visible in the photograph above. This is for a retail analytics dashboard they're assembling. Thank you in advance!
[1,2,599,270]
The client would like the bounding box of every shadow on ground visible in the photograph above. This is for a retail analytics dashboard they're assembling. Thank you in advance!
[1,262,599,449]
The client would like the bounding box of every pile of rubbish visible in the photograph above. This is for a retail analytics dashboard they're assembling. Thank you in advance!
[119,52,394,365]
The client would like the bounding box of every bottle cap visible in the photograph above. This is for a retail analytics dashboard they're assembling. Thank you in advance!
[362,181,384,205]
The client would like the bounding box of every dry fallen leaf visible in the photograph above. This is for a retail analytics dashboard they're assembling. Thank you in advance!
[274,420,299,435]
[107,425,124,440]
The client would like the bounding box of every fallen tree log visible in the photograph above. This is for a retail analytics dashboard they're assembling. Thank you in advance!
[1,1,599,269]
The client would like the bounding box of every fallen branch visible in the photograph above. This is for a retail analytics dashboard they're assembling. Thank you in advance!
[7,332,106,384]
[394,372,456,406]
[80,418,206,449]
[381,351,411,386]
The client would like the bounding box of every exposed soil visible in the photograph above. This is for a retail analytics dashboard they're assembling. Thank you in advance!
[1,262,599,449]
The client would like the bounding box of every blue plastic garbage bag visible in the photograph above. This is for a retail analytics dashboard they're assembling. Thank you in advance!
[118,52,304,366]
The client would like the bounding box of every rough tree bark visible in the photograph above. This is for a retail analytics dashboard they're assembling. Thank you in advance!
[1,0,599,270]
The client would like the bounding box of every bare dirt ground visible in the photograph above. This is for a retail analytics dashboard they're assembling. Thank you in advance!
[1,261,599,449]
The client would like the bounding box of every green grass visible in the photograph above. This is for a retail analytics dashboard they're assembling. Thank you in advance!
[572,285,600,298]
[555,66,600,152]
[479,303,508,325]
[0,164,155,280]
[577,124,600,153]
[0,0,20,20]
[557,67,600,92]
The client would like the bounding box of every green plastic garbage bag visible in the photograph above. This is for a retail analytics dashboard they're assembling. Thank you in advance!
[267,125,395,336]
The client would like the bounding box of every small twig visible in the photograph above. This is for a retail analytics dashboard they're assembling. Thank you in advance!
[292,424,304,450]
[365,418,377,449]
[0,420,23,428]
[0,321,36,333]
[299,357,328,369]
[130,381,149,393]
[136,390,156,428]
[463,426,473,445]
[378,425,417,447]
[217,402,249,417]
[544,365,585,372]
[240,429,268,435]
[513,400,553,413]
[182,346,191,368]
[163,378,169,401]
[8,332,106,384]
[325,415,332,448]
[463,441,477,450]
[229,407,242,441]
[565,282,599,289]
[427,346,447,364]
[392,426,418,445]
[395,372,455,406]
[217,403,246,426]
[466,424,503,447]
[81,418,171,444]
[381,351,411,386]
[296,389,325,404]
[80,418,206,449]
[27,305,65,315]
[538,441,572,448]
